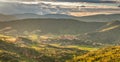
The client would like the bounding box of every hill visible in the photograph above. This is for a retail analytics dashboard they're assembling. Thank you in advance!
[76,14,120,22]
[0,18,105,35]
[79,21,120,45]
[14,13,75,19]
[0,14,16,21]
[0,35,88,62]
[40,20,120,47]
[16,14,120,22]
[68,46,120,62]
[1,13,120,22]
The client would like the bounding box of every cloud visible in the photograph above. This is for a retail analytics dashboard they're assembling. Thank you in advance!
[0,0,119,3]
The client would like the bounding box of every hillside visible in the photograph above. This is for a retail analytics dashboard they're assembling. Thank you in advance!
[0,18,105,35]
[0,14,16,21]
[0,35,88,62]
[68,46,120,62]
[14,13,75,19]
[41,20,120,47]
[14,13,120,22]
[79,21,120,45]
[76,14,120,22]
[1,13,120,22]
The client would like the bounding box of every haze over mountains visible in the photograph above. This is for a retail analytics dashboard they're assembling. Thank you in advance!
[0,13,120,22]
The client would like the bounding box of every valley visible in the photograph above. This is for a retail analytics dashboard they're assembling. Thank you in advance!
[0,16,120,62]
[0,0,120,62]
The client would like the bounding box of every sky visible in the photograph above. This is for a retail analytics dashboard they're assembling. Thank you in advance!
[0,0,120,3]
[0,0,119,16]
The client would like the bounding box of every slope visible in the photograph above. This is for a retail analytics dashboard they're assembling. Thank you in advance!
[0,34,89,62]
[0,14,16,21]
[80,21,120,45]
[0,18,105,35]
[76,14,120,22]
[68,46,120,62]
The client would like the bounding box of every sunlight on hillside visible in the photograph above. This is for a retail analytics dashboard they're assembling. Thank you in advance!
[0,34,17,43]
[28,34,38,41]
[67,46,120,62]
[99,25,119,32]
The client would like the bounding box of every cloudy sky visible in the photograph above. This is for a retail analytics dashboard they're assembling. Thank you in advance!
[0,0,119,16]
[0,0,120,2]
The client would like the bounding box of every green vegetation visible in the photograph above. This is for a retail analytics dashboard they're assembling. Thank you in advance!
[79,21,120,45]
[0,50,20,62]
[0,36,88,62]
[0,18,105,35]
[67,46,120,62]
[0,18,120,62]
[1,35,120,62]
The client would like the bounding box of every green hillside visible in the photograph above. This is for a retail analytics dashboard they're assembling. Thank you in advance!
[0,18,105,35]
[78,21,120,45]
[68,46,120,62]
[0,35,88,62]
[44,20,120,47]
[0,17,119,62]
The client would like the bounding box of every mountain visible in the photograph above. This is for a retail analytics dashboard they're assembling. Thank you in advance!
[0,14,16,21]
[80,21,120,45]
[0,18,105,35]
[0,13,75,21]
[43,14,75,19]
[68,46,120,62]
[14,13,75,19]
[76,14,120,22]
[1,13,120,22]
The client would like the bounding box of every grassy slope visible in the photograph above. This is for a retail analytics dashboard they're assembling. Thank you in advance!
[68,46,120,62]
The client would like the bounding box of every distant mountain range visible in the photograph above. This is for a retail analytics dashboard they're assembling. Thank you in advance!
[0,13,75,21]
[0,13,120,22]
[1,17,120,45]
[0,13,120,45]
[0,18,105,35]
[76,14,120,22]
[14,13,74,19]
